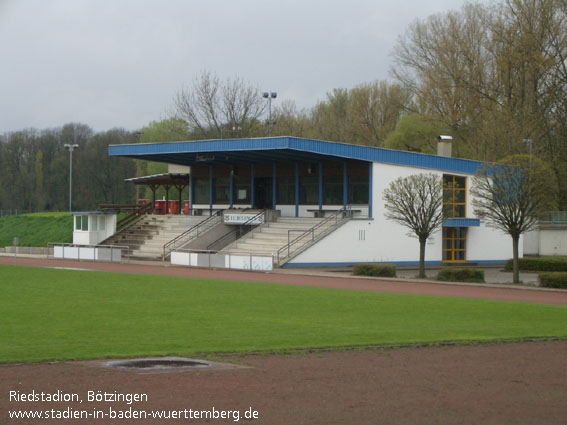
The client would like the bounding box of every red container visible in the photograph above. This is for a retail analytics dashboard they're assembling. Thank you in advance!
[169,200,179,214]
[183,201,190,215]
[154,200,167,214]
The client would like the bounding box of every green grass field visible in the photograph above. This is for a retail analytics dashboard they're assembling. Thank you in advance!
[0,213,72,247]
[2,265,567,363]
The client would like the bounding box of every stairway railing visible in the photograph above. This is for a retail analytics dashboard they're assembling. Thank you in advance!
[276,207,353,266]
[103,203,153,233]
[206,210,266,251]
[162,211,223,259]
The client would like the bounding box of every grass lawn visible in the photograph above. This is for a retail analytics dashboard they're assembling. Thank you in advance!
[0,213,72,247]
[2,265,567,363]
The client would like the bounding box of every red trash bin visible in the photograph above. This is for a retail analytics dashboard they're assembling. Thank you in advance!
[183,201,190,215]
[169,200,179,214]
[154,200,166,214]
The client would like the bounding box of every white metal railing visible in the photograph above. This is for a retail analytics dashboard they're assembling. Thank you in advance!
[170,249,273,272]
[48,243,130,263]
[276,207,353,265]
[162,211,224,259]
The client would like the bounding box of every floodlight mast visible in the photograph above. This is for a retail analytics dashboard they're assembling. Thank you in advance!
[64,143,79,212]
[263,91,277,136]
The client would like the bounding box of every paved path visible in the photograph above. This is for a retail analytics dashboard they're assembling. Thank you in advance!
[2,256,567,306]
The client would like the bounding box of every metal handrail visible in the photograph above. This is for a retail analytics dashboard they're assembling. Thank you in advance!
[162,210,224,259]
[206,210,266,251]
[115,203,153,232]
[276,207,352,265]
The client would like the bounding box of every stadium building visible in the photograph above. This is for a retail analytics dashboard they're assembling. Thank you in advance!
[107,136,513,268]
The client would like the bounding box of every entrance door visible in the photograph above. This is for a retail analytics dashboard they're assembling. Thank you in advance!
[442,228,467,262]
[254,178,273,209]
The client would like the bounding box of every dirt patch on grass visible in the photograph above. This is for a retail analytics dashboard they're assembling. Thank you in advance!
[2,341,566,424]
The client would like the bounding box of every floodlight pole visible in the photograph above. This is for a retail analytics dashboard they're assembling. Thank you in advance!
[64,143,79,212]
[263,91,277,136]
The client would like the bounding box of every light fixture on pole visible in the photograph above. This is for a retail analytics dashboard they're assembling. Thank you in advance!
[263,91,277,136]
[64,143,79,212]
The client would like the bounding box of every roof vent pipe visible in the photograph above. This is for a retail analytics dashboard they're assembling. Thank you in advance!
[437,135,453,158]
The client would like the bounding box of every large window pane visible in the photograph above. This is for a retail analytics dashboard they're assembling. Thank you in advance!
[277,177,295,205]
[214,178,230,203]
[194,179,209,204]
[233,178,250,204]
[349,176,369,204]
[324,177,343,205]
[300,176,318,204]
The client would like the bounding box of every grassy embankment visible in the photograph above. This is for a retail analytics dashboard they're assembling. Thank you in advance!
[0,213,72,247]
[2,265,566,363]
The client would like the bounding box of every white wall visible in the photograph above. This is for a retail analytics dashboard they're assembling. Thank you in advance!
[288,162,513,266]
[72,214,117,245]
[540,227,567,255]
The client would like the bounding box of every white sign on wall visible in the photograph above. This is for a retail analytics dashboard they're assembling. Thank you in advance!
[223,213,264,225]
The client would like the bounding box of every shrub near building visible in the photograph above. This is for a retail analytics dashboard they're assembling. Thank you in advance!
[504,257,567,272]
[538,273,567,289]
[353,264,397,277]
[437,268,485,283]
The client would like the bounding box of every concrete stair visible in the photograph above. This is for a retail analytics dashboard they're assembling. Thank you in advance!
[221,217,324,256]
[105,215,207,259]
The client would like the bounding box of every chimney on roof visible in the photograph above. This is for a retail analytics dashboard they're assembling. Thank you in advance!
[437,135,452,158]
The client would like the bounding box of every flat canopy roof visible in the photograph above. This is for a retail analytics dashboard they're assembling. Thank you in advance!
[125,173,189,186]
[109,136,485,175]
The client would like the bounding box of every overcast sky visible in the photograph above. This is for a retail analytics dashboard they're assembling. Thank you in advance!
[0,0,479,133]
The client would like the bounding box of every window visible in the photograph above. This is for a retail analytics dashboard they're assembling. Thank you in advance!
[300,176,318,204]
[99,216,106,231]
[324,177,343,205]
[194,179,209,204]
[443,228,467,262]
[233,178,251,204]
[443,175,466,218]
[75,215,88,231]
[348,176,369,204]
[277,177,295,205]
[213,178,230,203]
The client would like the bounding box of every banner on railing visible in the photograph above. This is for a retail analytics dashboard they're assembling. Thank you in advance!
[223,213,264,225]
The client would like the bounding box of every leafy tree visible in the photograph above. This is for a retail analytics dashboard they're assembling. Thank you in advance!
[384,114,452,154]
[383,173,444,278]
[471,154,558,283]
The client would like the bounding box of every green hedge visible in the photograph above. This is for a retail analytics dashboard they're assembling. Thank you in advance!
[437,268,485,283]
[504,257,567,272]
[538,272,567,289]
[353,264,397,278]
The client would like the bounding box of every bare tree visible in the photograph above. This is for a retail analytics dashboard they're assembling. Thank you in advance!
[173,71,265,139]
[383,173,444,278]
[471,154,558,283]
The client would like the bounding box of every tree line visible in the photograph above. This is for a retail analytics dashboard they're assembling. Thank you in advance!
[0,124,136,213]
[1,0,566,211]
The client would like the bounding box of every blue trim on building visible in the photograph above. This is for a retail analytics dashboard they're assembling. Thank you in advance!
[283,259,507,268]
[318,162,323,210]
[443,218,481,227]
[295,162,299,217]
[229,165,234,208]
[250,163,255,208]
[108,136,487,175]
[343,161,347,208]
[272,162,277,210]
[189,170,194,215]
[368,163,373,218]
[208,165,213,216]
